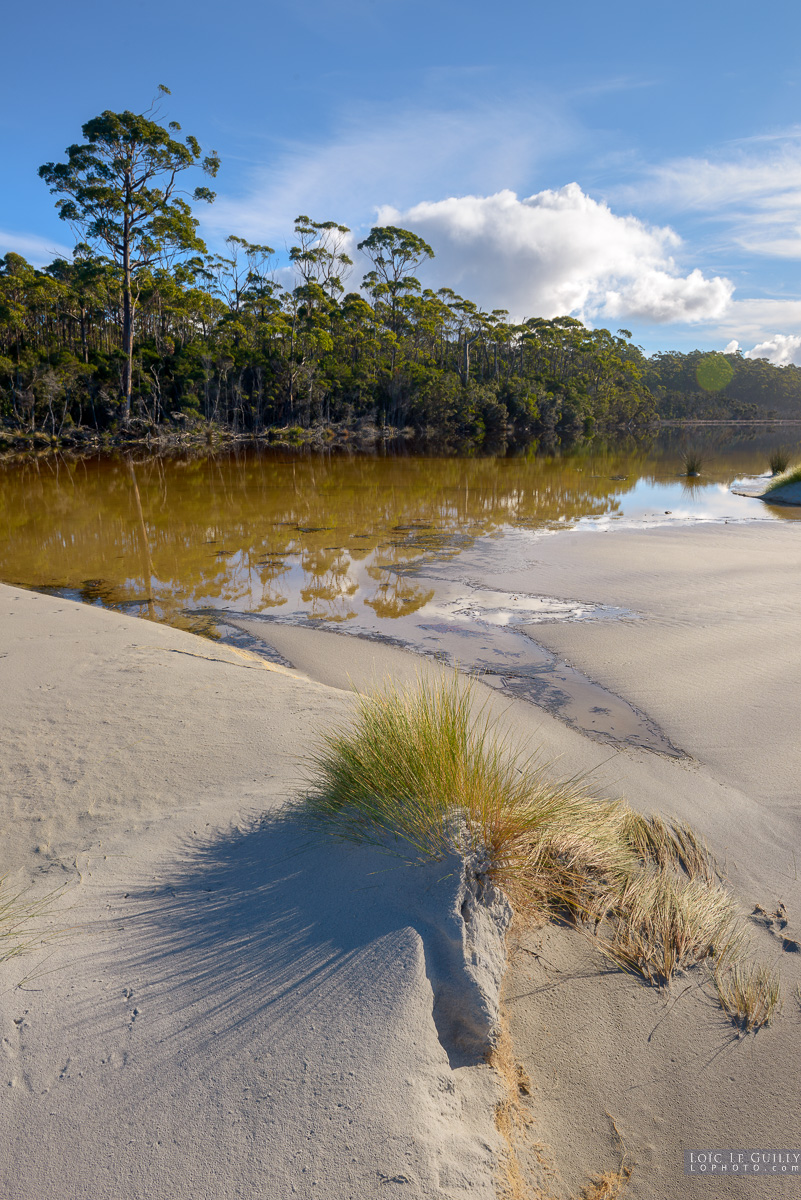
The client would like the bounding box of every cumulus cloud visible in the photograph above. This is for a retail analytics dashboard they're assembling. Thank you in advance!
[744,335,801,366]
[379,185,732,324]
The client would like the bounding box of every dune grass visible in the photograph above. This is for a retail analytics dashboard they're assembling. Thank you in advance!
[764,462,801,492]
[768,448,791,475]
[0,876,56,964]
[714,961,783,1033]
[302,674,773,1009]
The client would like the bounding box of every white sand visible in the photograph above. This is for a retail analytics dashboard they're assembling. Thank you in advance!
[0,588,502,1200]
[238,524,801,1199]
[3,517,801,1199]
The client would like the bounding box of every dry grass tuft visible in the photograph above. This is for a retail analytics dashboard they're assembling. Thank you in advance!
[714,961,783,1033]
[621,812,718,886]
[0,877,57,963]
[303,674,780,1023]
[600,873,744,987]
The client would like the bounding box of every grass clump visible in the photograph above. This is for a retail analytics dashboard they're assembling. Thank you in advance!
[714,961,783,1033]
[768,448,791,475]
[304,675,778,1023]
[682,450,703,476]
[765,462,801,492]
[602,874,743,987]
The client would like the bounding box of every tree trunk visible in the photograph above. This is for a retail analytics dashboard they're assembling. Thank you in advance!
[122,215,134,425]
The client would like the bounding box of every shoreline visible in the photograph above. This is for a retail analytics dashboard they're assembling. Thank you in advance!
[3,415,801,462]
[2,516,801,1198]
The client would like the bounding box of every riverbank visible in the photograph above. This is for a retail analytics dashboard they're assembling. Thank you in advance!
[0,417,418,458]
[2,515,801,1198]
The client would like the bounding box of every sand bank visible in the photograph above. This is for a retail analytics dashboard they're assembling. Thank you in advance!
[0,587,501,1200]
[236,522,801,1199]
[3,516,801,1199]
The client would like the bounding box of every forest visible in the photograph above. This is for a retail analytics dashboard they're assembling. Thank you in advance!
[2,96,800,448]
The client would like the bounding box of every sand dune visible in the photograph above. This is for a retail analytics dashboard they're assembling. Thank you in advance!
[2,518,801,1199]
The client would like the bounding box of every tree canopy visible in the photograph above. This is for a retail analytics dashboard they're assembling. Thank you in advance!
[2,96,797,445]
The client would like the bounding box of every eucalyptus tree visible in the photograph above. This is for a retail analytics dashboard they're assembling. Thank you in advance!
[357,226,434,337]
[290,216,352,299]
[39,86,219,422]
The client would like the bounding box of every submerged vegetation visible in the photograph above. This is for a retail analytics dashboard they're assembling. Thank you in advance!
[768,447,791,475]
[3,95,801,449]
[303,676,781,1028]
[682,450,703,476]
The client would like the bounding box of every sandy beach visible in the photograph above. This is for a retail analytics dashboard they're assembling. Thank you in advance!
[2,518,801,1198]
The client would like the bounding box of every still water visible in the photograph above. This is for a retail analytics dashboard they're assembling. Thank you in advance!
[2,428,799,751]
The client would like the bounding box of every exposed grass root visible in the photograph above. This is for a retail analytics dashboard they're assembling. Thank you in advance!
[579,1166,632,1200]
[489,1018,538,1200]
[714,961,783,1033]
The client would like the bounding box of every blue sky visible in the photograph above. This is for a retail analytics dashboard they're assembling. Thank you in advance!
[3,0,801,360]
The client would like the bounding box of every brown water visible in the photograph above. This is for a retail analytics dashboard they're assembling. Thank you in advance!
[2,429,800,753]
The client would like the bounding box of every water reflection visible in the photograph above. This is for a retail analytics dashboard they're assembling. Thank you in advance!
[1,434,800,636]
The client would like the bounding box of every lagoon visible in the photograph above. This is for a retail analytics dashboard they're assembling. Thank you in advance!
[2,426,800,750]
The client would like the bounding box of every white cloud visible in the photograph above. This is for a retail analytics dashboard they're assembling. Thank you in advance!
[379,185,732,324]
[712,297,801,346]
[721,331,801,367]
[0,229,73,266]
[202,99,575,250]
[744,334,801,366]
[621,135,801,259]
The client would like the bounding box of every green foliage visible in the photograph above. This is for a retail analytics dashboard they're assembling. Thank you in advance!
[765,463,801,492]
[5,102,800,438]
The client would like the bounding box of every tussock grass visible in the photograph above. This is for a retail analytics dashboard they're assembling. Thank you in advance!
[303,675,618,876]
[765,463,801,492]
[682,450,703,476]
[303,676,778,1017]
[601,874,743,987]
[714,961,783,1033]
[768,448,791,475]
[621,812,718,886]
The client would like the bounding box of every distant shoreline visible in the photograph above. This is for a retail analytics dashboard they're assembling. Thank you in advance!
[2,415,801,460]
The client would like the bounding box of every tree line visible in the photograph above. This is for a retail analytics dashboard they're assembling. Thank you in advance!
[1,91,799,445]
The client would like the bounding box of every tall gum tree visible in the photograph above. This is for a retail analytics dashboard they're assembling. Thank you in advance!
[39,86,219,423]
